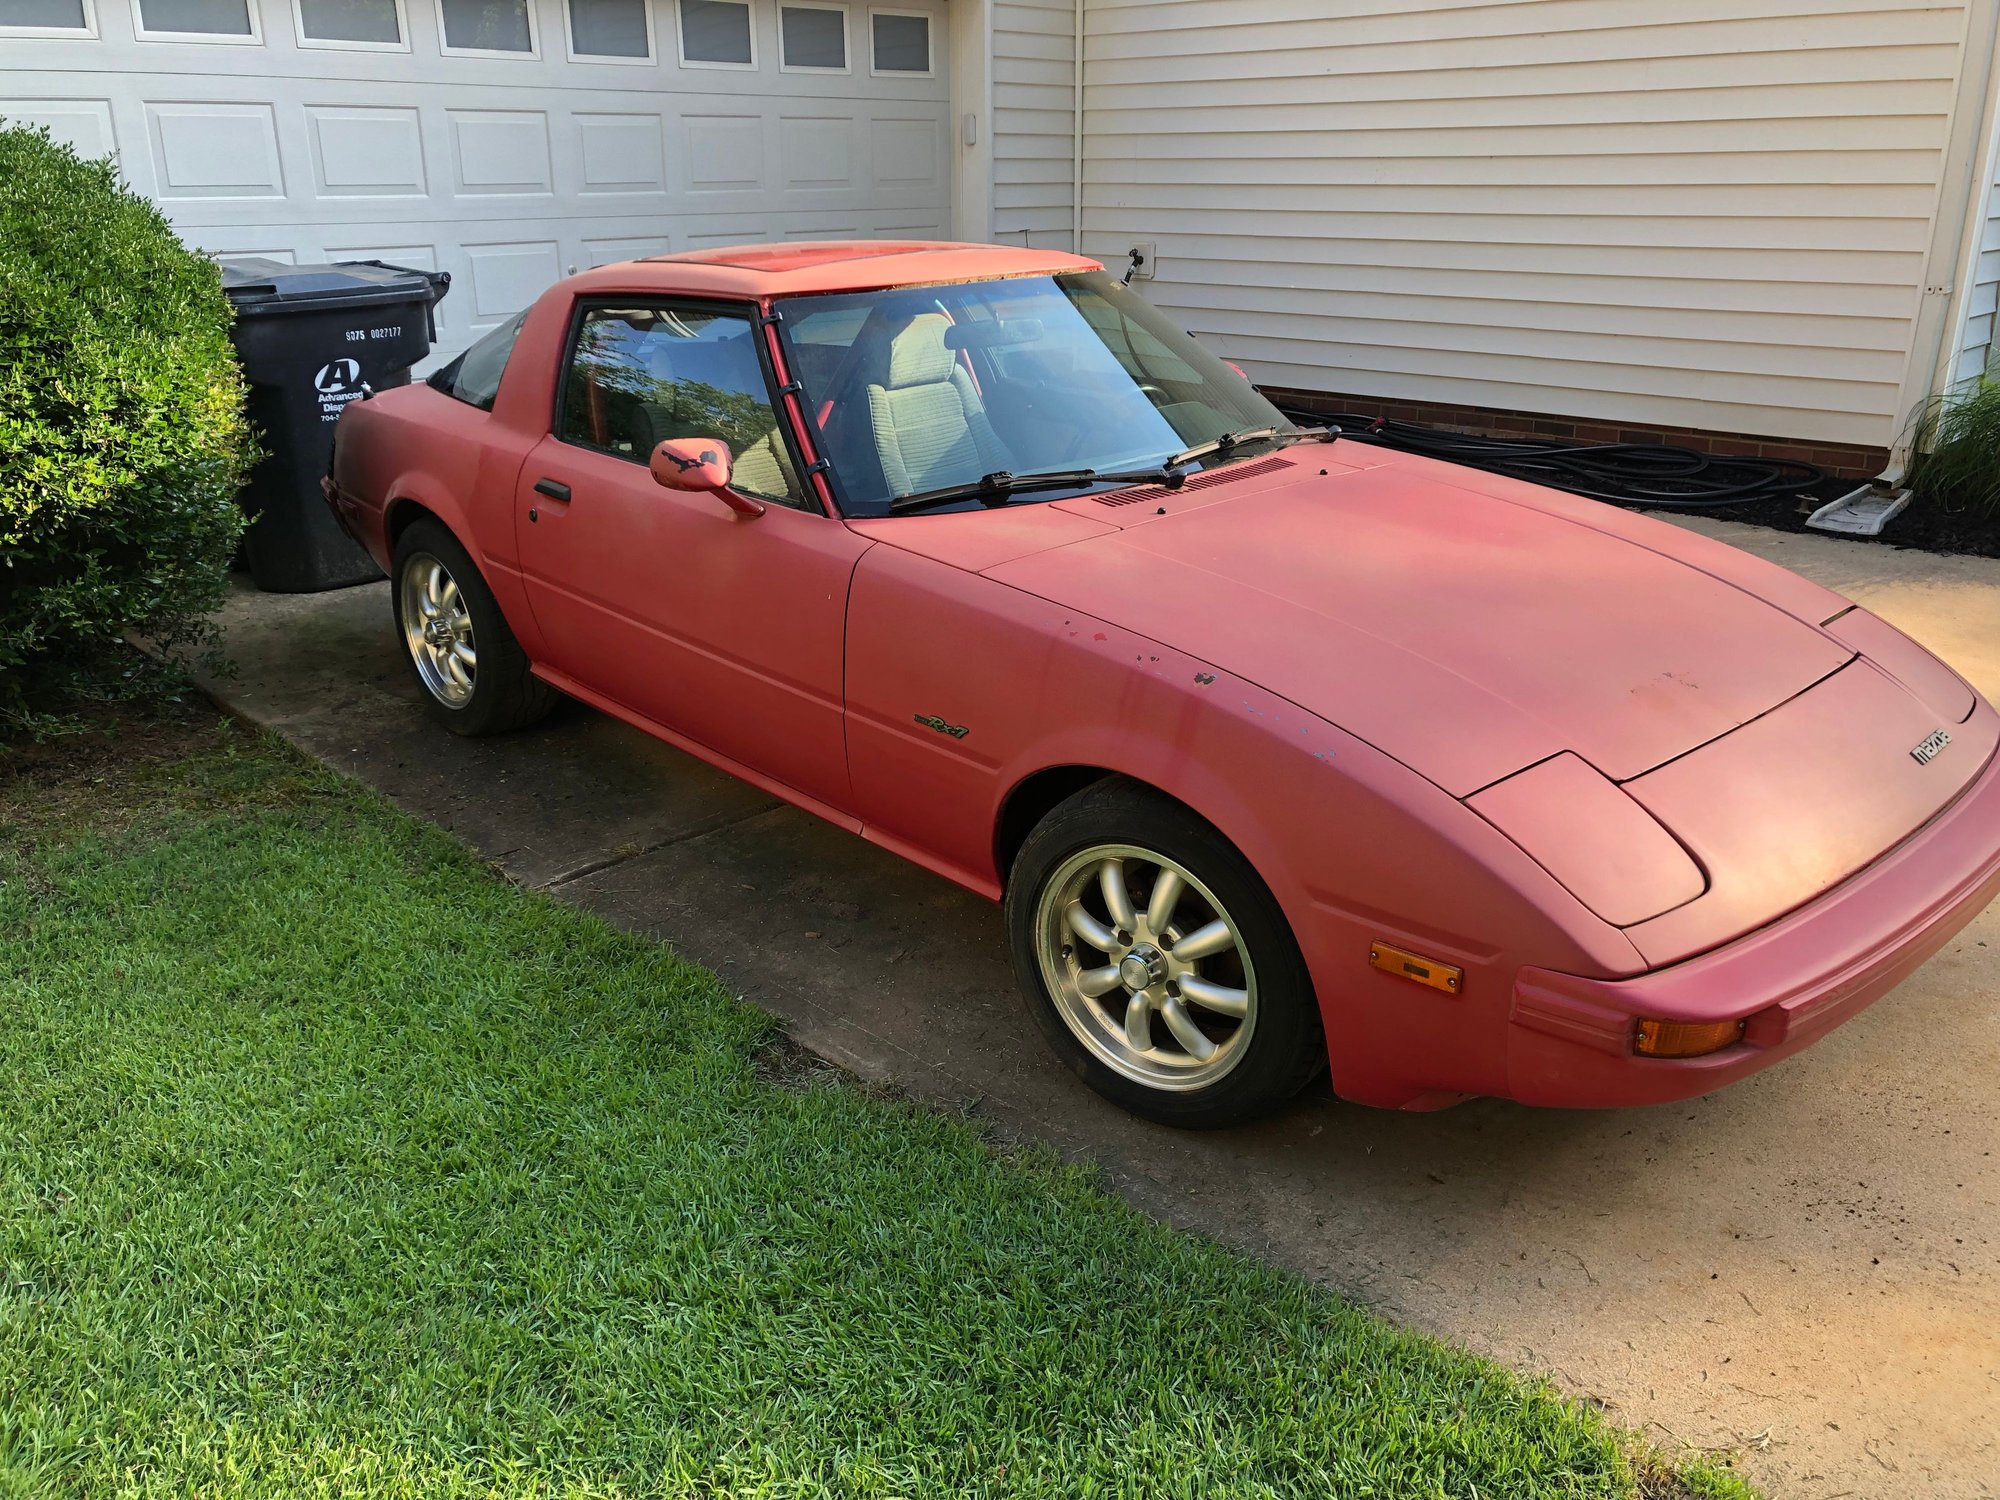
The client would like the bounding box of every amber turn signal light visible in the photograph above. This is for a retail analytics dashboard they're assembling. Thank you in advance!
[1633,1017,1746,1058]
[1368,942,1462,994]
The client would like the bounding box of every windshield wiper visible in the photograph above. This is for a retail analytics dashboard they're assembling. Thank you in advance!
[886,425,1336,514]
[1165,425,1333,471]
[890,464,1190,515]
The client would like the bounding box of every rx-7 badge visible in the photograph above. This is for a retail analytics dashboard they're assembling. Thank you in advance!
[913,713,970,740]
[1911,728,1951,765]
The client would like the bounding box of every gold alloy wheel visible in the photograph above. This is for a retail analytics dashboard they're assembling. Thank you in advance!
[400,552,477,708]
[1033,843,1258,1091]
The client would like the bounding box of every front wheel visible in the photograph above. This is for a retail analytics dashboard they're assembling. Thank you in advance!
[1005,779,1325,1128]
[392,517,555,736]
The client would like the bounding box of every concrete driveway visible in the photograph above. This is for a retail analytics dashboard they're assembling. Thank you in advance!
[199,517,1999,1500]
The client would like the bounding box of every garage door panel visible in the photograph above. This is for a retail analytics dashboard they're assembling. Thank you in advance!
[0,96,116,158]
[574,110,668,193]
[146,100,285,198]
[683,111,764,190]
[4,0,950,358]
[14,78,946,218]
[778,113,854,191]
[306,104,427,196]
[460,238,562,328]
[869,115,935,186]
[447,108,554,195]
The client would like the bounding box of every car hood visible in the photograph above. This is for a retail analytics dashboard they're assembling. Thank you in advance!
[965,452,1855,795]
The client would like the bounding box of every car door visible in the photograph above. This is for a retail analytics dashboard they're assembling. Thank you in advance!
[513,296,867,815]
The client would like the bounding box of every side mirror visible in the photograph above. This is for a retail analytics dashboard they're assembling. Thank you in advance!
[649,437,764,517]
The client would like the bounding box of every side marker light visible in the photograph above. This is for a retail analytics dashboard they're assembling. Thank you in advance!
[1369,942,1462,994]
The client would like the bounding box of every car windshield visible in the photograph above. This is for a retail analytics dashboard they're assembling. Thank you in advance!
[773,270,1290,517]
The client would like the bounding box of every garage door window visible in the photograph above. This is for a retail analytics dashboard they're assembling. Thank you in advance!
[779,3,845,72]
[0,0,94,35]
[294,0,404,48]
[869,8,928,74]
[677,0,753,67]
[567,0,650,59]
[559,303,803,506]
[135,0,258,40]
[437,0,535,54]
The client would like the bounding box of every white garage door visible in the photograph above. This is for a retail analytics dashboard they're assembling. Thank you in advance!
[1,0,952,361]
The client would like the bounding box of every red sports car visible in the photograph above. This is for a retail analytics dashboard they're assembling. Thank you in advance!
[324,241,2000,1127]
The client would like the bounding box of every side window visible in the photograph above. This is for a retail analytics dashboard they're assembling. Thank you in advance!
[428,309,527,411]
[556,302,804,506]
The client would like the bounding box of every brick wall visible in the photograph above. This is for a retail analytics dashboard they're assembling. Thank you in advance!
[1261,385,1888,482]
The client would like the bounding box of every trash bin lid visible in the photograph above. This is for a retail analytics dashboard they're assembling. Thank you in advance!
[220,257,447,316]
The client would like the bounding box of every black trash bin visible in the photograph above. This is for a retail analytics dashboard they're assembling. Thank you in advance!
[222,258,451,592]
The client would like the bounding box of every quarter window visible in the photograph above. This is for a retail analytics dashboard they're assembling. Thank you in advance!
[135,0,255,36]
[559,302,802,506]
[869,7,928,73]
[428,310,528,412]
[677,0,751,65]
[779,2,844,70]
[437,0,534,53]
[567,0,649,58]
[296,0,402,45]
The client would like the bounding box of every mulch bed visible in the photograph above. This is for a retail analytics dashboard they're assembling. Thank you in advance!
[1636,475,2000,560]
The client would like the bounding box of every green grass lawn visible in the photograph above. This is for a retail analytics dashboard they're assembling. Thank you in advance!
[0,715,1751,1498]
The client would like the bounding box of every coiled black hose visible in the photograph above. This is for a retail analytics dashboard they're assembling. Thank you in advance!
[1274,408,1822,509]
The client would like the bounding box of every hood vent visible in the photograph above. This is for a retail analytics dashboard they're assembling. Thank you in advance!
[1094,454,1291,507]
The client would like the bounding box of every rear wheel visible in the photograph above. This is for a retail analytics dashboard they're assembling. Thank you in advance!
[392,518,554,736]
[1005,779,1324,1128]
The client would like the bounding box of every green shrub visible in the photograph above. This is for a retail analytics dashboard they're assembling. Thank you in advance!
[1907,373,2000,517]
[0,123,250,727]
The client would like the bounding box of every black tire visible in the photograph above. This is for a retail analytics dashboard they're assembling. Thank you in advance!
[391,517,555,736]
[1004,778,1325,1128]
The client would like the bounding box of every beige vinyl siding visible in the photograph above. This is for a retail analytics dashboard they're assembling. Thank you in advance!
[1952,147,2000,383]
[994,0,1076,247]
[1081,0,1977,446]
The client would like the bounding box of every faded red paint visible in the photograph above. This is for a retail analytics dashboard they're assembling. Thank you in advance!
[326,242,2000,1111]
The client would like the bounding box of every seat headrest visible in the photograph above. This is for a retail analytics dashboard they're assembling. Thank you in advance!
[881,314,959,390]
[641,344,677,385]
[644,331,756,390]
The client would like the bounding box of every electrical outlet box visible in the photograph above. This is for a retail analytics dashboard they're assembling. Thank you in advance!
[1126,241,1157,280]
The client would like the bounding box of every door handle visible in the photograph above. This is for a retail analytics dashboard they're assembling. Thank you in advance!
[534,478,571,502]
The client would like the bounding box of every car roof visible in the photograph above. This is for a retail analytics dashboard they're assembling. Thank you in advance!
[558,240,1103,301]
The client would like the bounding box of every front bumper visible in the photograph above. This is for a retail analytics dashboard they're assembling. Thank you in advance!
[1505,729,2000,1108]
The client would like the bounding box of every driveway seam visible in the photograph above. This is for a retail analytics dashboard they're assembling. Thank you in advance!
[536,801,784,889]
